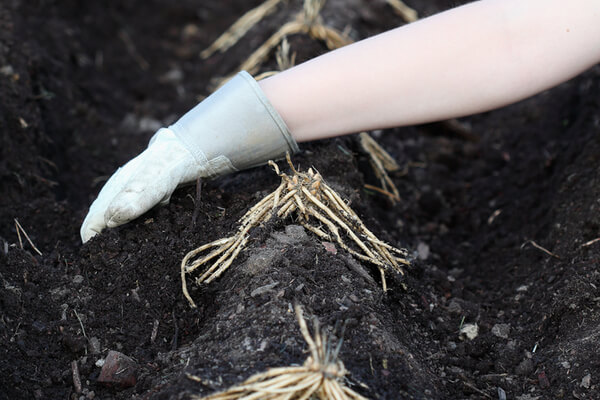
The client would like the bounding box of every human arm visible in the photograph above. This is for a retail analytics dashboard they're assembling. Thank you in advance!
[261,0,600,142]
[81,0,600,243]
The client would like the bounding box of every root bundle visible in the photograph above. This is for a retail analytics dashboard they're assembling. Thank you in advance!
[192,305,368,400]
[359,132,401,204]
[207,0,352,87]
[181,154,409,308]
[201,0,418,87]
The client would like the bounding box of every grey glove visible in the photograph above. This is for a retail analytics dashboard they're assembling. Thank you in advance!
[81,71,299,243]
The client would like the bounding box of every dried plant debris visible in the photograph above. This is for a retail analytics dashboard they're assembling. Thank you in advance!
[274,36,297,71]
[207,0,352,87]
[203,0,418,88]
[386,0,418,23]
[200,0,285,59]
[192,305,369,400]
[181,154,409,307]
[254,37,297,81]
[359,132,401,204]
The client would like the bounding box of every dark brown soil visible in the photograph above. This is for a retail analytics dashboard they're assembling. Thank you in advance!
[2,1,600,399]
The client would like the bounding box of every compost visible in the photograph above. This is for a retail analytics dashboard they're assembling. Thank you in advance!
[1,1,600,399]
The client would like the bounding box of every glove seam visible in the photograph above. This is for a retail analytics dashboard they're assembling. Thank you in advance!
[238,71,300,155]
[167,126,220,178]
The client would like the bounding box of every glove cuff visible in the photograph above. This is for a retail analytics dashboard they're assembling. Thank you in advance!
[168,71,299,179]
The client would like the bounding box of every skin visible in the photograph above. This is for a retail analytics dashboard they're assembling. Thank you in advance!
[259,0,600,142]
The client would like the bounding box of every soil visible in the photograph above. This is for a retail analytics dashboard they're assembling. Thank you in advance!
[1,0,600,399]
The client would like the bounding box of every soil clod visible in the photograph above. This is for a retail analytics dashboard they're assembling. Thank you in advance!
[97,351,138,388]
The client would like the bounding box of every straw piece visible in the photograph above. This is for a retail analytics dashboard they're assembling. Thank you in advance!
[191,305,369,400]
[359,132,401,204]
[201,0,284,59]
[386,0,418,23]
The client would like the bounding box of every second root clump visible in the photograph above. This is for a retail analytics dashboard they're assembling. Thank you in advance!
[181,154,409,307]
[191,304,369,400]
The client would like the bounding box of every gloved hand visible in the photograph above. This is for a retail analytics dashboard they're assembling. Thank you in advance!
[81,71,299,243]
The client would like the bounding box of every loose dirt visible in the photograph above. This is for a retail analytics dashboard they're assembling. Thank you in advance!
[1,1,600,399]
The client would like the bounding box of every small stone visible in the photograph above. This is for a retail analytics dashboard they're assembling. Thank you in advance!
[497,387,507,400]
[322,242,337,254]
[51,287,71,301]
[581,373,591,389]
[516,395,540,400]
[417,242,430,260]
[0,65,14,75]
[250,282,279,297]
[160,68,183,83]
[516,358,534,376]
[182,24,200,40]
[244,249,281,276]
[242,337,252,350]
[561,361,571,369]
[32,320,47,332]
[97,350,138,388]
[72,275,84,285]
[491,323,510,339]
[258,340,267,352]
[138,117,162,132]
[447,299,462,314]
[271,225,308,244]
[89,337,101,354]
[537,371,550,388]
[459,323,478,340]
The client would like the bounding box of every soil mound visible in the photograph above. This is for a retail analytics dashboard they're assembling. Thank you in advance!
[1,1,599,399]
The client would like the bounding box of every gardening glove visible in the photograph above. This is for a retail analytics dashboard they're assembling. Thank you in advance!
[81,71,299,243]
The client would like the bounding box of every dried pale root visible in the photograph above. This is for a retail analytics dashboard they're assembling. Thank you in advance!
[254,37,296,81]
[181,154,409,308]
[209,0,352,88]
[359,132,401,204]
[14,218,43,256]
[200,0,284,59]
[191,305,369,400]
[386,0,418,23]
[203,0,419,88]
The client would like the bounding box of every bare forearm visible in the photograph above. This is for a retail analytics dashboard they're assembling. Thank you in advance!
[259,0,600,142]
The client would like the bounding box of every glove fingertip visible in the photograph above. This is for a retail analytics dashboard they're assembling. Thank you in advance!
[80,214,106,243]
[81,229,98,243]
